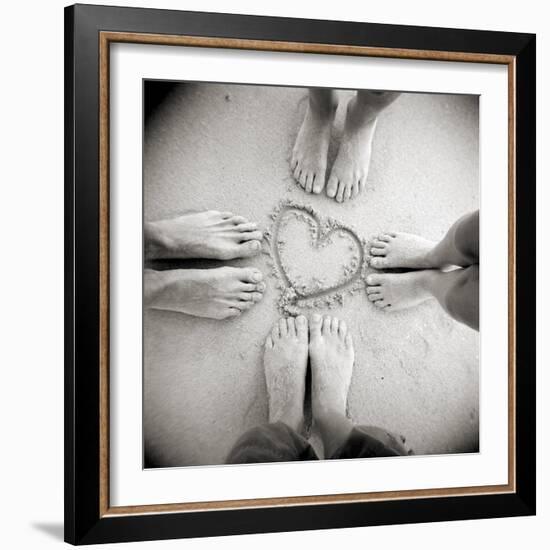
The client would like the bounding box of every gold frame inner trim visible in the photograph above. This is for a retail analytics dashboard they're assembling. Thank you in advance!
[98,31,516,517]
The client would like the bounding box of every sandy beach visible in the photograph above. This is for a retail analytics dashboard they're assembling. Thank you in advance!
[143,82,479,467]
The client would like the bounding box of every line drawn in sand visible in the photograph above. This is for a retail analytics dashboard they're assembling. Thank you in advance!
[263,200,370,315]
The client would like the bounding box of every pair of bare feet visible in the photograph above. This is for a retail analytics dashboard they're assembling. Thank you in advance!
[366,231,445,312]
[144,210,266,320]
[291,90,400,203]
[265,314,355,457]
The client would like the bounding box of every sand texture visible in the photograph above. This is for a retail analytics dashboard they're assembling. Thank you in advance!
[143,82,479,467]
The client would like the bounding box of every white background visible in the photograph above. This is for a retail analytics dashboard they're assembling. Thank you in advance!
[0,0,546,548]
[111,44,509,506]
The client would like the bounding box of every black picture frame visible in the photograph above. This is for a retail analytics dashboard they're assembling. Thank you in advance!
[65,3,536,545]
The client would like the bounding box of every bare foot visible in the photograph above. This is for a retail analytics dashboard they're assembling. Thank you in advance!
[309,314,354,418]
[327,91,399,203]
[326,96,377,203]
[369,232,437,269]
[291,101,334,194]
[264,316,309,432]
[145,266,265,320]
[144,211,263,260]
[366,271,438,312]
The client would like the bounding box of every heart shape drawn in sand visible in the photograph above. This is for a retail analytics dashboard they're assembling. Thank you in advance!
[265,201,368,314]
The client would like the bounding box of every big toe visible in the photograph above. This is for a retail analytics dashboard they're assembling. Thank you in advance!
[238,240,262,258]
[312,172,325,194]
[296,315,308,340]
[309,313,322,338]
[366,273,384,286]
[240,268,263,284]
[326,175,338,198]
[370,257,388,269]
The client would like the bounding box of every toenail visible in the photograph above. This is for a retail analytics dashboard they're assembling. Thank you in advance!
[257,282,266,291]
[252,271,262,282]
[366,275,376,284]
[312,313,321,322]
[297,315,306,324]
[252,241,261,250]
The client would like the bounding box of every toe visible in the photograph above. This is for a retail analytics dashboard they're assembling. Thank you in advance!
[370,257,388,269]
[240,230,263,242]
[250,292,263,303]
[322,315,332,334]
[265,335,274,349]
[271,324,280,340]
[372,239,387,248]
[294,165,304,186]
[237,222,258,232]
[299,170,308,189]
[367,292,383,302]
[286,317,296,336]
[241,268,263,283]
[238,240,262,257]
[230,215,247,225]
[326,175,338,198]
[338,320,347,337]
[350,181,359,199]
[312,172,325,194]
[336,181,346,203]
[279,317,288,336]
[305,173,314,193]
[378,233,392,242]
[227,307,241,317]
[370,247,387,256]
[241,281,264,292]
[219,211,234,219]
[343,183,352,202]
[309,313,322,337]
[237,301,253,311]
[296,315,308,339]
[330,317,339,333]
[366,274,384,286]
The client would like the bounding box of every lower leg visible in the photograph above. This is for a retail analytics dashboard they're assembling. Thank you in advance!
[369,211,479,270]
[331,425,410,459]
[355,90,401,120]
[426,211,479,268]
[226,421,318,464]
[309,88,337,114]
[436,266,479,330]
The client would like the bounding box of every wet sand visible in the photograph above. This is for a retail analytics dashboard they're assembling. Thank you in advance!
[143,82,479,466]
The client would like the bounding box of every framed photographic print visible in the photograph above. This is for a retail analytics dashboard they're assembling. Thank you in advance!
[64,3,536,545]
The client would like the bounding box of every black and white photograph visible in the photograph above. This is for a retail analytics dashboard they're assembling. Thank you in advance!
[142,80,479,468]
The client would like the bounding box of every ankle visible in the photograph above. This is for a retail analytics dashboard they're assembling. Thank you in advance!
[349,95,380,125]
[418,269,443,294]
[269,404,304,433]
[308,95,337,118]
[312,392,347,422]
[315,412,353,458]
